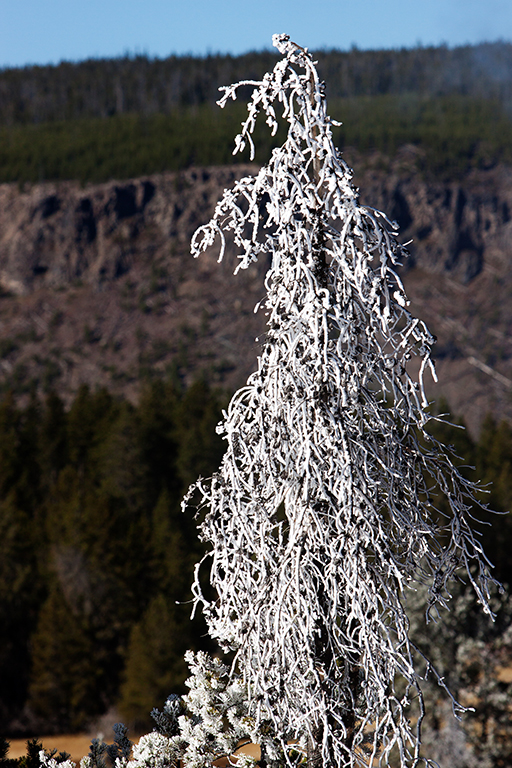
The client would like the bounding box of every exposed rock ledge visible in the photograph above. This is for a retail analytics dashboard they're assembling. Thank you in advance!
[0,154,511,434]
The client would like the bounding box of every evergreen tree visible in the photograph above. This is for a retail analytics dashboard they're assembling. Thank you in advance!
[149,488,196,599]
[0,494,41,729]
[27,586,102,732]
[118,380,226,728]
[135,382,180,502]
[0,394,44,729]
[179,34,497,768]
[118,592,193,731]
[38,392,69,494]
[175,380,227,492]
[474,416,512,585]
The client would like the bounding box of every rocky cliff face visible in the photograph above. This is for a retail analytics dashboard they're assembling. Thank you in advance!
[355,148,512,434]
[0,153,511,434]
[0,168,255,294]
[0,166,269,405]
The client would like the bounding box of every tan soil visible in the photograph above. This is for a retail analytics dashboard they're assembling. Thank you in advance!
[7,734,95,764]
[7,735,261,766]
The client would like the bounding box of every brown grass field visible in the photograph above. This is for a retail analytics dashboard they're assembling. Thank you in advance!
[7,735,96,764]
[7,734,261,766]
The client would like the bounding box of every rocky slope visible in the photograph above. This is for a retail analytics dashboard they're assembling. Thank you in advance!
[0,151,511,434]
[0,165,268,405]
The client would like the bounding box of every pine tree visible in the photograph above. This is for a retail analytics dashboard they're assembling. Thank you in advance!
[474,415,512,585]
[180,34,497,768]
[0,493,41,727]
[27,585,101,732]
[118,592,192,731]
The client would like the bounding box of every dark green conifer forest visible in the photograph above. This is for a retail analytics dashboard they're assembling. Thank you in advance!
[0,382,511,736]
[0,381,225,734]
[1,41,512,183]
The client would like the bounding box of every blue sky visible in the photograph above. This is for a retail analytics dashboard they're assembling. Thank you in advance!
[1,0,511,68]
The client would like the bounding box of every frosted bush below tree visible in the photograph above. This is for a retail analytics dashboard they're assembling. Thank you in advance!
[407,580,512,767]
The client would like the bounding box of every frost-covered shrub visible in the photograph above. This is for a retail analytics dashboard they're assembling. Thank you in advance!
[40,752,76,768]
[406,580,512,767]
[73,652,281,768]
[125,732,180,768]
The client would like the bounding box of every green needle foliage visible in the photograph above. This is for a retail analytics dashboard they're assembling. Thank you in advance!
[0,379,510,748]
[0,96,510,185]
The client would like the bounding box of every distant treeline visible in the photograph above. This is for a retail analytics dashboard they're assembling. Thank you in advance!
[0,378,511,737]
[0,94,510,186]
[1,42,512,124]
[0,42,511,185]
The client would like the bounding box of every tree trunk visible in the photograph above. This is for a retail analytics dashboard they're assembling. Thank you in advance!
[307,725,324,768]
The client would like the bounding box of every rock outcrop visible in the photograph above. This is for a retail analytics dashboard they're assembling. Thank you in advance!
[353,148,512,434]
[0,153,511,434]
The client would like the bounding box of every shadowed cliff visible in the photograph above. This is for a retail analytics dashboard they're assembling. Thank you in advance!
[0,154,511,433]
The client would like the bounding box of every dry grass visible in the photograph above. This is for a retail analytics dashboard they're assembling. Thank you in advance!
[7,735,261,766]
[7,734,95,764]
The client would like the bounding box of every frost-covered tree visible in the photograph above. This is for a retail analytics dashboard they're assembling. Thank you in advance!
[180,33,499,768]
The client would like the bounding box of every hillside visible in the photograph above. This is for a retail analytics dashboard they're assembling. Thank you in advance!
[2,40,512,752]
[1,40,512,186]
[0,151,511,434]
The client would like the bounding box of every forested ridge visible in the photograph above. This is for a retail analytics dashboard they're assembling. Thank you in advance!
[2,42,512,122]
[1,41,512,183]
